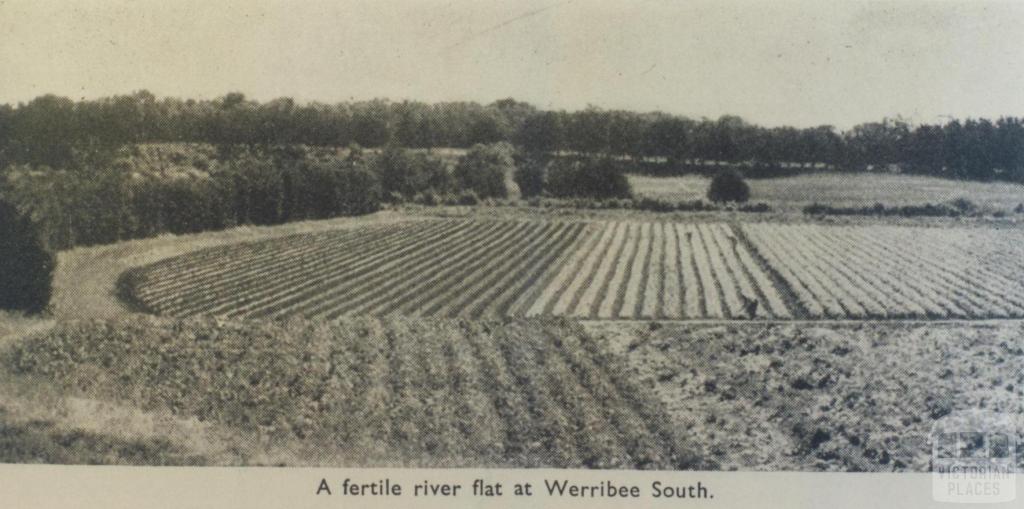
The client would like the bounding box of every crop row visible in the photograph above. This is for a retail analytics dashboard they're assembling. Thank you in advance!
[527,221,791,319]
[10,316,699,469]
[743,223,1024,319]
[132,219,590,320]
[132,219,1020,321]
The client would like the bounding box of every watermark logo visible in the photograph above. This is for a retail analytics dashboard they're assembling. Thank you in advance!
[932,410,1016,504]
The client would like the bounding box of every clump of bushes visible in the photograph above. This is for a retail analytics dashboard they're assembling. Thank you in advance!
[512,153,546,198]
[453,143,513,199]
[802,201,980,218]
[370,143,515,204]
[634,197,677,213]
[546,157,632,199]
[634,197,751,213]
[0,198,55,314]
[411,191,441,206]
[707,169,750,203]
[674,200,718,212]
[521,195,770,213]
[370,145,453,202]
[738,202,772,213]
[949,198,978,215]
[457,190,480,206]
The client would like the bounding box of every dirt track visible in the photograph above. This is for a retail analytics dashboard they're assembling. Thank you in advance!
[49,211,416,320]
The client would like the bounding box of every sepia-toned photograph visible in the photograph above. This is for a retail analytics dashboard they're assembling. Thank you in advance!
[0,0,1022,505]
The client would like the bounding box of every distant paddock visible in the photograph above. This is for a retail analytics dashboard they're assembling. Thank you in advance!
[628,172,1024,213]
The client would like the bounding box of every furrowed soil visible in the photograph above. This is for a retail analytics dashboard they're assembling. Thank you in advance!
[588,320,1024,471]
[6,316,702,469]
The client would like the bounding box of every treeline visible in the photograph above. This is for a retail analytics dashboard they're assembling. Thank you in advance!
[2,150,379,250]
[3,92,1024,182]
[1,142,529,250]
[0,92,531,169]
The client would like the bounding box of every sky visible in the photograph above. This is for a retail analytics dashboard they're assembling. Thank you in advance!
[1,0,1022,129]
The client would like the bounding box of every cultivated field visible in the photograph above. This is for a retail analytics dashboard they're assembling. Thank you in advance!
[629,173,1024,213]
[744,223,1024,319]
[601,321,1024,471]
[128,217,1024,322]
[128,219,794,321]
[4,207,1023,469]
[527,221,790,319]
[8,316,698,469]
[128,219,590,320]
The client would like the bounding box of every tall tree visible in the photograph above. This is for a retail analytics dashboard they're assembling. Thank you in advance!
[0,197,55,313]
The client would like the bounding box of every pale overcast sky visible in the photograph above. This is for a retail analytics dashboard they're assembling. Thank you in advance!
[1,0,1022,129]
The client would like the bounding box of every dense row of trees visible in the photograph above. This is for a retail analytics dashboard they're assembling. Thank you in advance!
[2,152,381,250]
[3,92,1024,182]
[1,141,528,251]
[0,92,530,169]
[0,141,526,314]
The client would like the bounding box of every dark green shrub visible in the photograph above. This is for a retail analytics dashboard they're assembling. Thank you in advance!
[949,197,977,214]
[802,202,964,217]
[546,157,632,199]
[454,143,513,199]
[411,190,442,207]
[158,178,220,234]
[457,190,480,206]
[707,170,750,203]
[738,202,772,213]
[676,199,716,212]
[370,145,421,200]
[635,197,676,212]
[417,153,454,195]
[219,156,286,225]
[0,198,55,313]
[513,154,546,198]
[333,164,381,215]
[439,193,459,206]
[369,146,450,201]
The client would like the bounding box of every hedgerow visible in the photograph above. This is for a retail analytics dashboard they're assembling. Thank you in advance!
[801,201,998,218]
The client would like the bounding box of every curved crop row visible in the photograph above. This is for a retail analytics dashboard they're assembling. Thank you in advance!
[130,220,588,320]
[129,218,1021,322]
